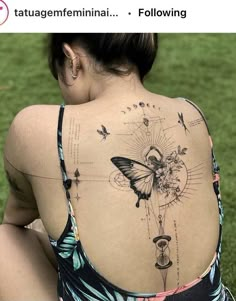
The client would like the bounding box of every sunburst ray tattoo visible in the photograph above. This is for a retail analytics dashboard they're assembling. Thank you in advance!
[119,116,176,163]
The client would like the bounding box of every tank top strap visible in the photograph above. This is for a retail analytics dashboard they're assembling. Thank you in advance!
[178,97,220,176]
[57,104,80,240]
[57,104,72,193]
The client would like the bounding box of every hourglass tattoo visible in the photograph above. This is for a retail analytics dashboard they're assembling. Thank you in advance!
[153,215,172,291]
[110,101,203,290]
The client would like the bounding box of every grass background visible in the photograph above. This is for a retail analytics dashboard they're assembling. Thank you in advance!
[0,34,235,294]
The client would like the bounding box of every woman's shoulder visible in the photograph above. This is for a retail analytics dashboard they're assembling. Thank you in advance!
[146,94,212,151]
[12,104,60,123]
[175,97,206,114]
[4,105,60,164]
[174,97,210,131]
[148,93,209,124]
[7,104,60,137]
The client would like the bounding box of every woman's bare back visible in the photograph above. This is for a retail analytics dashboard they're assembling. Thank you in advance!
[5,93,220,293]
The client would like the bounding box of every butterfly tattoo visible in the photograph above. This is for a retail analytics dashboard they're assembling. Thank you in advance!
[111,146,187,208]
[111,156,166,208]
[97,125,110,140]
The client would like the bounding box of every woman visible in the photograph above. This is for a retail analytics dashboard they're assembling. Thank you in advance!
[0,33,234,301]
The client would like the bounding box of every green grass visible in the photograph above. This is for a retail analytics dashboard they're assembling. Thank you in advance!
[0,34,235,294]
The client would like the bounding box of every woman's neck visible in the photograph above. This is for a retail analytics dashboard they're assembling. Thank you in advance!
[88,72,147,103]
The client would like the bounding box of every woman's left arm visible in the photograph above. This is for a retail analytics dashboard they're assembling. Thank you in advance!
[2,158,39,226]
[2,107,40,226]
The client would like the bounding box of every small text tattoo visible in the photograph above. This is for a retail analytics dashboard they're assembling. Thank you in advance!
[68,118,80,164]
[188,117,204,128]
[173,220,180,286]
[97,125,110,141]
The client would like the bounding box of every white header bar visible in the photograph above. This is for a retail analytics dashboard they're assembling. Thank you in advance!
[0,0,236,32]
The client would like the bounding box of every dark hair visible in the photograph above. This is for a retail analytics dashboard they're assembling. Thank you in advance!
[48,33,158,81]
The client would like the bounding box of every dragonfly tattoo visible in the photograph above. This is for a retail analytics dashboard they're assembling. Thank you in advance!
[178,112,190,134]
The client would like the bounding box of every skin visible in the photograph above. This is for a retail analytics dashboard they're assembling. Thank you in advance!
[0,43,220,299]
[0,43,151,301]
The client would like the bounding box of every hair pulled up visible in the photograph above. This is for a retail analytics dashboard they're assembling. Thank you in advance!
[48,33,158,81]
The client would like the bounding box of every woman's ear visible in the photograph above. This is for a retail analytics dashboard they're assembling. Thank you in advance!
[62,43,80,80]
[62,43,76,60]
